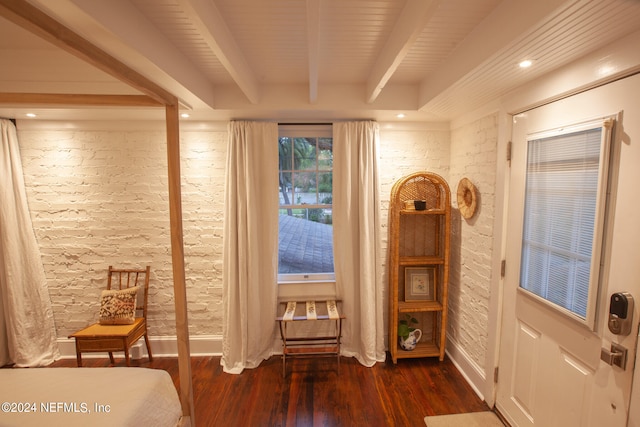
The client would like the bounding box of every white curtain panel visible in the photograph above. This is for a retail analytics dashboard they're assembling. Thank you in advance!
[221,121,279,374]
[0,119,59,367]
[332,121,386,366]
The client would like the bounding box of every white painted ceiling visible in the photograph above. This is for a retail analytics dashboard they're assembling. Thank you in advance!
[1,0,640,122]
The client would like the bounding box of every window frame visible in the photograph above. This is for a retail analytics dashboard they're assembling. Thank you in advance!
[518,118,614,329]
[277,124,335,284]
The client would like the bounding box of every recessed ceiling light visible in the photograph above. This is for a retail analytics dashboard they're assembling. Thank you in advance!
[180,113,190,118]
[25,113,36,118]
[396,113,406,118]
[519,59,533,68]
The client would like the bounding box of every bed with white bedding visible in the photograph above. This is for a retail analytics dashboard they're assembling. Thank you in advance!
[0,367,182,427]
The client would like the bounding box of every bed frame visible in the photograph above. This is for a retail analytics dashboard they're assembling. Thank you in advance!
[0,1,195,424]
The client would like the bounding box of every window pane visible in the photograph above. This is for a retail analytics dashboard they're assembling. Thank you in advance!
[318,172,332,202]
[279,137,293,171]
[520,127,603,319]
[294,172,317,203]
[277,132,334,277]
[279,172,293,206]
[294,138,317,170]
[278,211,334,274]
[318,138,333,170]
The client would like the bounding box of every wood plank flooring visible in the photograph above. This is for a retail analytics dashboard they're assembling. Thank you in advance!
[50,354,489,426]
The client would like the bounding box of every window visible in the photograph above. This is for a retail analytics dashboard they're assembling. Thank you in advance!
[519,120,613,327]
[278,125,334,281]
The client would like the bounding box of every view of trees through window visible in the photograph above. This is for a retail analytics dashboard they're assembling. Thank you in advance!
[278,136,334,276]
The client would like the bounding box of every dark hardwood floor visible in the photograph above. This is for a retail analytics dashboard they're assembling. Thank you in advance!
[50,354,489,426]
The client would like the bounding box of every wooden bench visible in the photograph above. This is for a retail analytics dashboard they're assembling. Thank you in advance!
[276,300,345,377]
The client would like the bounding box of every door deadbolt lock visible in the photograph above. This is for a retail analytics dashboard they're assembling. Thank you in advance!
[608,292,634,335]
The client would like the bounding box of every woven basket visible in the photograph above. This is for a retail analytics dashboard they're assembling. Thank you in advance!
[456,177,477,219]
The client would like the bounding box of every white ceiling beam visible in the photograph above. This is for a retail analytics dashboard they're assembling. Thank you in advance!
[306,0,320,104]
[417,0,567,110]
[178,0,260,104]
[365,0,440,104]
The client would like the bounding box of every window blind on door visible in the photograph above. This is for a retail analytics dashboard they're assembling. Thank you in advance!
[519,121,612,325]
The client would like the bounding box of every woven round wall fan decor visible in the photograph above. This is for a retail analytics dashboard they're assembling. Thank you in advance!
[457,177,477,219]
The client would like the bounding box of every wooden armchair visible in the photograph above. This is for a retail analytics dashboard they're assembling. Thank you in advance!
[69,266,153,367]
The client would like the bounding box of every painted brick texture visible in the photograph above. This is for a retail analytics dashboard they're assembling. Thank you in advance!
[17,128,226,338]
[448,114,498,369]
[16,120,495,369]
[17,125,452,340]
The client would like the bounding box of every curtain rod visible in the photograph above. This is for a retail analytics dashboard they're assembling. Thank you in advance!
[278,122,332,126]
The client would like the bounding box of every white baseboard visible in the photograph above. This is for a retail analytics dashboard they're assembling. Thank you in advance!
[445,336,489,403]
[58,335,222,360]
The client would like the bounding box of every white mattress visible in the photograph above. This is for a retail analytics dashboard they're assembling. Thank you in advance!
[0,367,182,427]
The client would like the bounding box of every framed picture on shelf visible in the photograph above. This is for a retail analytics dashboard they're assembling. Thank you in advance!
[404,267,436,301]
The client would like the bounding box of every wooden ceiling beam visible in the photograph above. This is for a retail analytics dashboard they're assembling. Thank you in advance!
[0,0,177,106]
[0,93,163,107]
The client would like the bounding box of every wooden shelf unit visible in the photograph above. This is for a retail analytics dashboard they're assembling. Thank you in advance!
[388,172,451,364]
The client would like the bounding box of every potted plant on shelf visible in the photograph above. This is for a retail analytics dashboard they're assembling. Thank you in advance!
[398,314,422,351]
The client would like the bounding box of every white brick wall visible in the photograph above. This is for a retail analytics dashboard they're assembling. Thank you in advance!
[378,125,451,212]
[17,122,457,342]
[18,127,227,338]
[17,119,498,372]
[448,113,498,368]
[178,131,227,333]
[377,126,451,334]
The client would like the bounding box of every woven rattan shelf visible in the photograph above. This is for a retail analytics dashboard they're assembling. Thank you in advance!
[388,172,450,364]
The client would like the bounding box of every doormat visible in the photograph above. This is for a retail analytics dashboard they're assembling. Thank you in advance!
[424,411,504,427]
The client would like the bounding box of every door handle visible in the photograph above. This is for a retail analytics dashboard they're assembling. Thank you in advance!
[600,342,628,369]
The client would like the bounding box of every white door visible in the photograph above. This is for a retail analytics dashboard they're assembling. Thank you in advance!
[496,73,640,427]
